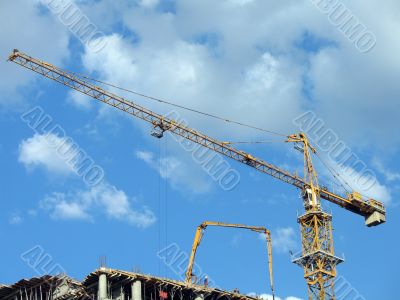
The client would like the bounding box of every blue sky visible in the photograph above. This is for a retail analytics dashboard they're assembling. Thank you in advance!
[0,0,399,299]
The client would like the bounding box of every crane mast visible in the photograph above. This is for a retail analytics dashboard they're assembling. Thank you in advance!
[287,133,342,299]
[8,49,386,300]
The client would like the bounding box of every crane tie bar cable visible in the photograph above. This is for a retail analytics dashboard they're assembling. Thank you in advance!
[61,68,287,137]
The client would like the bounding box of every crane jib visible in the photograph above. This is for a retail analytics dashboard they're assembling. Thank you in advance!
[8,50,386,226]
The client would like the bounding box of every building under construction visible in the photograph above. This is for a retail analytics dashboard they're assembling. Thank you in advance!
[5,50,387,300]
[0,268,263,300]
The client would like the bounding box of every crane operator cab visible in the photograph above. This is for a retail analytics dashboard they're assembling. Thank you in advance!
[302,187,320,211]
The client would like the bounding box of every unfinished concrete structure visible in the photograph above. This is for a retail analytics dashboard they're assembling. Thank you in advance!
[0,275,86,300]
[0,269,264,300]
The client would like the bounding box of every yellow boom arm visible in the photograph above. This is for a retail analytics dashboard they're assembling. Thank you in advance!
[7,50,386,226]
[185,221,275,300]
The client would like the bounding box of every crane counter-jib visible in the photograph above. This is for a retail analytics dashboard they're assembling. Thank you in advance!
[8,49,386,226]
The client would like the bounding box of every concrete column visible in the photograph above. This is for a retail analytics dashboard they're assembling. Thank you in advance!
[131,280,142,300]
[194,294,204,300]
[98,273,108,300]
[120,286,125,300]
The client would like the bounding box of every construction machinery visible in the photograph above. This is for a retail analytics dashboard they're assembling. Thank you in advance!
[185,221,274,299]
[8,49,386,300]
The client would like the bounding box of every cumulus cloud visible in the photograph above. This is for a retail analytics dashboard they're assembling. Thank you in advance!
[230,0,256,6]
[328,160,392,205]
[11,0,398,210]
[4,0,399,150]
[135,149,212,194]
[80,31,303,139]
[308,14,400,147]
[40,193,91,220]
[139,0,159,9]
[18,134,156,228]
[247,293,303,300]
[84,1,400,147]
[50,0,397,199]
[18,134,75,175]
[0,0,69,107]
[247,294,278,300]
[9,213,23,225]
[76,28,305,192]
[372,158,400,183]
[67,90,93,110]
[40,182,156,228]
[18,132,104,186]
[259,226,298,254]
[271,227,298,254]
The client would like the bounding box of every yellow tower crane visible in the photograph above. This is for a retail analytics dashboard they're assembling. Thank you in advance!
[8,50,386,300]
[184,221,274,299]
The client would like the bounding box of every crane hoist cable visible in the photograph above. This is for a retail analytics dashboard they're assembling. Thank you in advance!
[8,50,387,300]
[224,138,371,201]
[229,136,359,199]
[49,65,287,138]
[222,139,285,145]
[158,138,162,276]
[314,152,380,204]
[9,50,386,220]
[315,152,354,193]
[164,137,169,278]
[48,59,362,199]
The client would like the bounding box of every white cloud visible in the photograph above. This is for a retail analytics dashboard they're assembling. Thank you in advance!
[139,0,159,9]
[10,0,397,211]
[28,209,38,217]
[248,294,279,300]
[135,149,212,194]
[18,134,75,175]
[81,34,139,89]
[41,193,91,220]
[67,90,93,110]
[40,182,156,228]
[271,227,297,254]
[67,4,309,197]
[19,135,155,228]
[247,293,303,300]
[77,29,305,192]
[308,31,400,148]
[230,0,256,7]
[329,160,392,206]
[81,32,303,139]
[0,0,69,107]
[73,0,400,153]
[136,150,154,165]
[9,213,23,225]
[372,158,400,182]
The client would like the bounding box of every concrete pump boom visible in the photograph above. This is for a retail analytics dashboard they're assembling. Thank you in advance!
[185,221,275,300]
[8,49,386,299]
